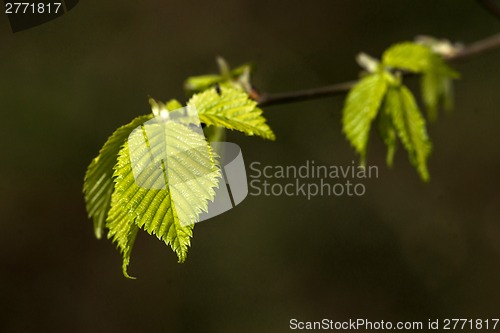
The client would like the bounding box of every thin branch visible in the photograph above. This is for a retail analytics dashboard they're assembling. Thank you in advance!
[257,80,357,107]
[447,33,500,62]
[257,33,500,107]
[477,0,500,20]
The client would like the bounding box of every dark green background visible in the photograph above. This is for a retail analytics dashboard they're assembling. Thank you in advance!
[1,1,499,332]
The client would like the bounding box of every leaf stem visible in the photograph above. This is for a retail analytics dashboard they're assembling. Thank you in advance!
[257,33,500,107]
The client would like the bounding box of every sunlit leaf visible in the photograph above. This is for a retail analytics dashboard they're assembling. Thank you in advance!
[385,86,432,181]
[109,116,221,273]
[378,98,398,167]
[83,114,152,239]
[421,59,458,121]
[189,87,275,140]
[342,73,388,163]
[382,42,433,73]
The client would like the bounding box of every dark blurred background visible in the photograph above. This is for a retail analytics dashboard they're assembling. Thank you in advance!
[1,1,499,332]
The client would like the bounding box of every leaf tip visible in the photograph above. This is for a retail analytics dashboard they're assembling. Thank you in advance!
[420,169,431,183]
[122,260,137,279]
[177,255,187,264]
[94,227,103,240]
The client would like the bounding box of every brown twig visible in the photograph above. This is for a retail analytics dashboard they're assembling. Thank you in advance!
[257,32,500,107]
[447,33,500,62]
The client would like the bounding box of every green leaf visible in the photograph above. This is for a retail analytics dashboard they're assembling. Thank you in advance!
[184,74,222,94]
[184,58,253,95]
[421,59,458,121]
[421,71,445,121]
[382,42,433,73]
[378,98,398,167]
[83,114,152,239]
[106,196,139,279]
[385,86,432,181]
[342,73,388,162]
[383,41,459,122]
[189,87,275,140]
[109,117,221,270]
[166,99,183,111]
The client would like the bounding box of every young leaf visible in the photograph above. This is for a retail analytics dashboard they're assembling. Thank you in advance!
[184,58,253,95]
[377,99,398,167]
[385,86,432,181]
[184,74,222,94]
[342,73,388,163]
[382,41,459,121]
[189,87,275,140]
[421,71,445,121]
[106,197,139,278]
[382,42,433,73]
[109,118,221,267]
[166,99,183,111]
[421,58,458,121]
[83,114,152,239]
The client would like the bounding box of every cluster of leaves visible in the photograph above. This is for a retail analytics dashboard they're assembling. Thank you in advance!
[342,41,459,181]
[85,39,459,277]
[84,66,275,277]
